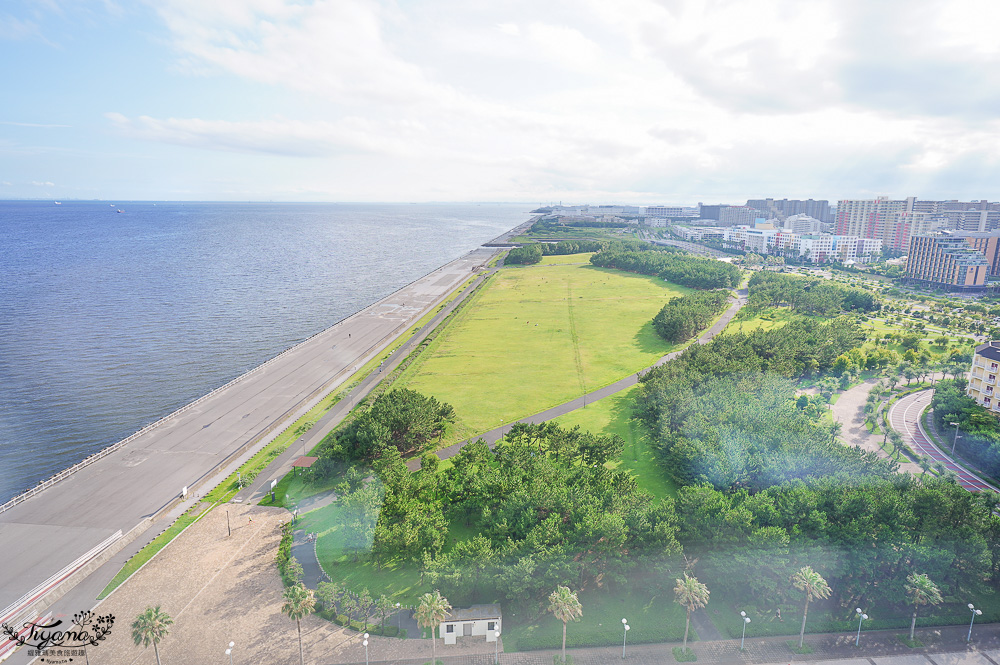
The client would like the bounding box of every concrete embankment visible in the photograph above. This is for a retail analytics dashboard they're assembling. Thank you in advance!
[0,242,505,623]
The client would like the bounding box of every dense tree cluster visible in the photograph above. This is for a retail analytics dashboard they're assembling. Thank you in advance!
[315,389,455,462]
[675,476,1000,612]
[652,291,731,343]
[637,371,894,491]
[748,271,880,315]
[590,250,742,290]
[529,218,628,233]
[931,379,1000,478]
[362,423,679,607]
[540,239,607,255]
[506,244,544,264]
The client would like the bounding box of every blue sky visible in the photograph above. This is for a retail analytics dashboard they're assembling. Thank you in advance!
[4,0,1000,203]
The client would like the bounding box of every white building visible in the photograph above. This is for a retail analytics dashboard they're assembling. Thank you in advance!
[723,225,882,263]
[440,605,503,645]
[968,342,1000,414]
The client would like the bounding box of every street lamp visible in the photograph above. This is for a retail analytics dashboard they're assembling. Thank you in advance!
[967,604,982,642]
[621,618,630,659]
[225,641,234,665]
[500,418,504,441]
[396,602,401,632]
[495,629,502,665]
[363,633,370,665]
[950,421,960,454]
[740,611,751,651]
[855,609,868,647]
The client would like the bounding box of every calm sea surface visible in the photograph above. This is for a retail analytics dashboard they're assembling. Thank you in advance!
[0,201,527,503]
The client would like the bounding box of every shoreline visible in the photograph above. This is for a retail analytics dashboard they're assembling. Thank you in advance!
[0,227,521,620]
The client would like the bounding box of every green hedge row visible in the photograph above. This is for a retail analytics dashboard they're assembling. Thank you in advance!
[516,623,692,651]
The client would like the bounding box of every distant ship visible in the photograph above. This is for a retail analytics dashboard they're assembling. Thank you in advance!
[53,201,61,205]
[117,209,124,213]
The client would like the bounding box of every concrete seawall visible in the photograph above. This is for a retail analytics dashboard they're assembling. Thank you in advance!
[0,243,503,616]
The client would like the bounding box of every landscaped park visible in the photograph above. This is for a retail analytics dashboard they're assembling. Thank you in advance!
[259,226,1000,661]
[97,221,1000,665]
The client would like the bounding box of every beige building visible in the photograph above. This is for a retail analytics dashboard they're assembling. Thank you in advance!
[968,342,1000,414]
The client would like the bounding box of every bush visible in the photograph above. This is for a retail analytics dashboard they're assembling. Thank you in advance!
[673,647,697,662]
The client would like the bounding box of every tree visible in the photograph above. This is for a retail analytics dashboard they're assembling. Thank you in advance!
[131,606,173,665]
[416,590,452,665]
[282,583,316,665]
[673,574,710,651]
[905,573,942,641]
[316,581,344,614]
[791,566,831,648]
[548,585,583,664]
[376,595,394,635]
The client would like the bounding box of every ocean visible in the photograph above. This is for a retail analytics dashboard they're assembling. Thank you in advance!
[0,201,527,503]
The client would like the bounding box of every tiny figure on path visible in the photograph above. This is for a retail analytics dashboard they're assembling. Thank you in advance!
[248,516,253,524]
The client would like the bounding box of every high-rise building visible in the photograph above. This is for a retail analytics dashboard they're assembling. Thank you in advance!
[746,198,833,223]
[911,200,1000,232]
[836,196,948,253]
[904,233,992,290]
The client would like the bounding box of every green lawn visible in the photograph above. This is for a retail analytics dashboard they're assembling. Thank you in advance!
[726,307,797,334]
[503,587,692,651]
[395,257,691,445]
[302,502,425,605]
[552,386,677,500]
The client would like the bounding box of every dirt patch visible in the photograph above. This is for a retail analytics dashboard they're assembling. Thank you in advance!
[89,503,496,664]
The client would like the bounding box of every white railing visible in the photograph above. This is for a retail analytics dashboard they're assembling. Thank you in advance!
[0,251,491,516]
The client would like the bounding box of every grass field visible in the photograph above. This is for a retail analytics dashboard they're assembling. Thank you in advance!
[552,386,677,500]
[503,587,692,651]
[726,307,797,334]
[394,256,691,444]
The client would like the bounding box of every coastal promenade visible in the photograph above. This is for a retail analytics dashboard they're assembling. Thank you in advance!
[0,247,498,618]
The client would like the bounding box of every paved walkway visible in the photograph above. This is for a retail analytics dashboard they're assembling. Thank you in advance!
[408,288,748,469]
[831,380,920,474]
[318,621,1000,665]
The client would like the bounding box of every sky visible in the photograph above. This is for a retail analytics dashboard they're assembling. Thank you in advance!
[4,0,1000,204]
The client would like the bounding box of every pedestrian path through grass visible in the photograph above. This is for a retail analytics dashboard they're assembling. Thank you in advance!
[394,255,691,445]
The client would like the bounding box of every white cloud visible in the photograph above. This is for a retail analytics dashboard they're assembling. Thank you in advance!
[97,0,1000,201]
[104,112,400,156]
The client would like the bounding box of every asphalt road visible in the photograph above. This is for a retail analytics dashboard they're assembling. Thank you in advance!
[0,248,497,615]
[888,390,999,493]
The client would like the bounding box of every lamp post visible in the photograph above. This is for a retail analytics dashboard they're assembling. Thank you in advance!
[740,611,751,651]
[967,604,982,641]
[396,602,401,632]
[495,629,501,665]
[621,618,630,659]
[950,421,960,454]
[500,419,504,441]
[855,609,868,647]
[225,641,234,665]
[363,633,370,665]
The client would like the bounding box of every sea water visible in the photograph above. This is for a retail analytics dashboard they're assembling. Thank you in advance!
[0,201,527,502]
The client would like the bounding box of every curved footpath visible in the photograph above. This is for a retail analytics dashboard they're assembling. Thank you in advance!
[398,287,748,471]
[0,246,500,626]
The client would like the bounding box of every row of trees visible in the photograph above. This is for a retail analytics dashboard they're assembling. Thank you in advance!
[590,249,742,290]
[932,378,1000,478]
[747,271,880,316]
[652,291,731,343]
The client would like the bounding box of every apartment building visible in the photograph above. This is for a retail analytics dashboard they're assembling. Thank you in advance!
[968,342,1000,415]
[723,225,881,263]
[836,196,947,253]
[911,200,1000,232]
[746,198,833,223]
[905,234,990,290]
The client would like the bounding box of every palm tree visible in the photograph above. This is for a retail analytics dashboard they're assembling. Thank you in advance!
[791,566,831,648]
[673,574,710,651]
[282,583,316,665]
[131,606,173,665]
[415,590,452,665]
[548,585,583,664]
[905,573,942,641]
